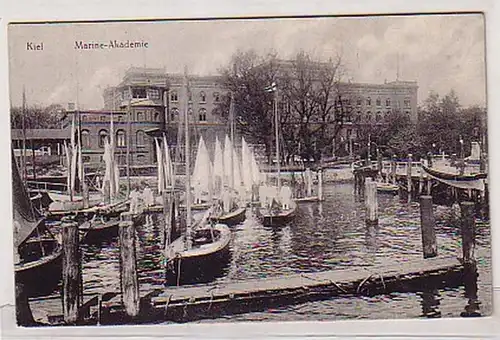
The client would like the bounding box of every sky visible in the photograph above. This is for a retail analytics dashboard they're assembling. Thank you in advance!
[7,13,486,110]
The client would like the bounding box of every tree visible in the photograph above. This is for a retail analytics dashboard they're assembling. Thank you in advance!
[216,50,280,162]
[11,104,65,129]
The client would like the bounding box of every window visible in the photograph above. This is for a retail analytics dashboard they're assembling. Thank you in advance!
[136,112,144,121]
[366,97,371,106]
[81,115,87,122]
[170,108,179,121]
[366,111,372,121]
[154,112,160,121]
[100,115,106,122]
[405,110,411,116]
[214,92,220,102]
[132,88,147,99]
[83,156,91,163]
[116,130,126,147]
[170,91,178,102]
[356,98,362,106]
[117,154,126,165]
[117,115,123,122]
[355,111,361,122]
[404,98,411,107]
[188,91,192,102]
[200,91,206,103]
[147,88,160,100]
[386,110,391,116]
[136,154,146,164]
[98,130,109,148]
[81,130,91,148]
[376,98,381,106]
[386,98,391,106]
[376,111,382,122]
[136,130,145,146]
[199,108,207,122]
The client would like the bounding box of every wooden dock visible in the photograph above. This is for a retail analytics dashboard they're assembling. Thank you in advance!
[29,255,465,325]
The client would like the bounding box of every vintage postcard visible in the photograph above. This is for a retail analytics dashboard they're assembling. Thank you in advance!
[7,14,492,328]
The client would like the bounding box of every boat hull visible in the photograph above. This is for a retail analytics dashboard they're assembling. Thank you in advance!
[79,219,120,244]
[15,248,63,298]
[165,225,231,286]
[210,207,246,226]
[261,203,297,227]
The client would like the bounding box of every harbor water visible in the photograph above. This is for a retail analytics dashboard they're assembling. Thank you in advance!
[49,182,492,322]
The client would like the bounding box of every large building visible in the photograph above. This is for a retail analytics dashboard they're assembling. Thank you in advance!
[66,66,417,167]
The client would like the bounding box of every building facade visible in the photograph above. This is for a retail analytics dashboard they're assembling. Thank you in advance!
[66,67,417,167]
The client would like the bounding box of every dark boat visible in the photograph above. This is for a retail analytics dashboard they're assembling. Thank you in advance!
[165,222,232,286]
[12,152,62,298]
[79,215,121,244]
[260,200,298,227]
[209,206,247,226]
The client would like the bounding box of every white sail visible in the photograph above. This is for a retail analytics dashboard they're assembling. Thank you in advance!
[113,163,120,197]
[192,135,212,194]
[163,135,174,188]
[223,135,233,189]
[241,137,253,191]
[250,149,262,184]
[232,146,242,191]
[155,138,164,194]
[213,136,224,195]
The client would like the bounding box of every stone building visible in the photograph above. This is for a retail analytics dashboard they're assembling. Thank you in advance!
[65,66,417,167]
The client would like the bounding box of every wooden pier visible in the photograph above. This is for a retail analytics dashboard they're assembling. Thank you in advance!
[28,255,465,325]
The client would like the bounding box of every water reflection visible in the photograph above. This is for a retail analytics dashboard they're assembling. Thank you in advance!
[47,182,491,320]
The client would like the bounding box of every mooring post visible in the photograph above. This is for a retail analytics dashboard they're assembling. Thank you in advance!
[317,168,323,201]
[305,168,312,197]
[119,212,140,318]
[389,155,396,184]
[460,202,476,264]
[365,178,378,225]
[61,215,81,324]
[418,159,424,196]
[162,190,172,249]
[82,182,89,209]
[459,201,480,317]
[406,154,413,203]
[419,195,438,259]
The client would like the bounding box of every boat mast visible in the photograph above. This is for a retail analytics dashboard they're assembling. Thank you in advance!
[184,66,192,250]
[126,85,132,196]
[273,83,281,193]
[229,92,235,190]
[21,86,27,181]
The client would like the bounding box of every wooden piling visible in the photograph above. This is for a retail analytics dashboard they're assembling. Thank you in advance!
[305,168,312,197]
[390,155,397,184]
[418,159,424,196]
[419,195,437,259]
[406,154,412,203]
[317,169,323,201]
[365,178,378,225]
[61,216,81,324]
[460,202,476,264]
[15,280,36,326]
[119,212,140,318]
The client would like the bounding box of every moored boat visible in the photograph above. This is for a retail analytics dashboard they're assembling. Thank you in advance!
[12,151,62,298]
[376,182,399,193]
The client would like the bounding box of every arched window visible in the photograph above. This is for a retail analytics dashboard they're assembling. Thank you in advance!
[136,154,146,164]
[170,108,179,121]
[366,97,371,106]
[366,111,372,121]
[376,98,381,106]
[136,130,145,146]
[200,91,206,103]
[154,112,159,121]
[386,98,391,106]
[199,108,207,122]
[170,91,178,102]
[98,129,109,148]
[376,111,382,122]
[81,130,90,148]
[116,129,126,147]
[136,112,144,121]
[214,92,220,102]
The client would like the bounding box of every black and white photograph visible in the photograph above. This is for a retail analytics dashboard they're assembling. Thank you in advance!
[7,13,492,328]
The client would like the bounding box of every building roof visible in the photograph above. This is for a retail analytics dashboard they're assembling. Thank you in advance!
[11,129,71,141]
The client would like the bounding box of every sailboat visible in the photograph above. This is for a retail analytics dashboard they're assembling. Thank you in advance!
[164,67,231,286]
[259,82,297,227]
[13,150,63,297]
